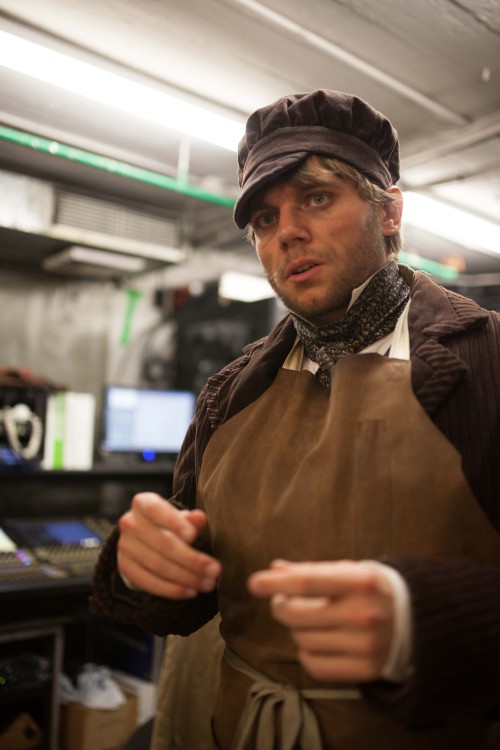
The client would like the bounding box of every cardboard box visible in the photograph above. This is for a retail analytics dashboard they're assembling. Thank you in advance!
[59,691,137,750]
[42,390,96,470]
[112,670,157,728]
[0,712,43,750]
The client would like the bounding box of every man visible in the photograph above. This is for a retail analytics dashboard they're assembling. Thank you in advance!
[92,89,500,749]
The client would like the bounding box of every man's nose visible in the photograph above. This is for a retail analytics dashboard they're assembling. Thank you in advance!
[277,207,310,248]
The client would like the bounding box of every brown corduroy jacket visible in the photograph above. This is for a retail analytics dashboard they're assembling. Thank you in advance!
[91,269,500,730]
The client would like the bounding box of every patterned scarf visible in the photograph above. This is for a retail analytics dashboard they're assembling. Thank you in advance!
[292,261,410,387]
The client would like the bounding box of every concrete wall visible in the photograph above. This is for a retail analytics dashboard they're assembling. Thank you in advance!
[0,267,165,402]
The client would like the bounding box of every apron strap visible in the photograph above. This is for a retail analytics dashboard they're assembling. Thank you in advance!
[224,647,361,750]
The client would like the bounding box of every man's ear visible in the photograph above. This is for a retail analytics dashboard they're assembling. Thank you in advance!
[380,186,403,236]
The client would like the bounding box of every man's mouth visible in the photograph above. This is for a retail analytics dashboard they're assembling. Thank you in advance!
[292,263,316,274]
[287,260,321,279]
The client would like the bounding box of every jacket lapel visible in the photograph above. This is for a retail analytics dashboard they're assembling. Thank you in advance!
[408,272,489,415]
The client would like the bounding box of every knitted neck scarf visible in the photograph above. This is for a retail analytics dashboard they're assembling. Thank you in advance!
[292,261,410,387]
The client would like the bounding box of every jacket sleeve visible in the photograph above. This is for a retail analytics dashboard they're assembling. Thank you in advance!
[90,382,219,636]
[369,291,500,726]
[361,557,500,726]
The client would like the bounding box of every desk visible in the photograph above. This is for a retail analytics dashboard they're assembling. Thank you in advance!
[0,464,171,750]
[0,582,86,750]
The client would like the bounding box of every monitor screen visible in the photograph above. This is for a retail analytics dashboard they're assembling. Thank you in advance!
[5,519,103,548]
[101,386,196,459]
[6,519,102,547]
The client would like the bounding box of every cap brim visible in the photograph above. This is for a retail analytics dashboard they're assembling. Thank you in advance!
[233,152,309,229]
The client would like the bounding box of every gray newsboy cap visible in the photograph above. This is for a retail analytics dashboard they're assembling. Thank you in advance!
[234,89,400,229]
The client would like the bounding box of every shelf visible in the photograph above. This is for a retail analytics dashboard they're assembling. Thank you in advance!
[0,460,176,478]
[0,623,64,750]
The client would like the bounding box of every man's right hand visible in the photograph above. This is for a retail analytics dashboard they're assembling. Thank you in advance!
[117,492,221,599]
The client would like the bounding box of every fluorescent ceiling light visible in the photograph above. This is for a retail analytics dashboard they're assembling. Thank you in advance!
[403,192,500,256]
[0,30,243,151]
[219,271,274,302]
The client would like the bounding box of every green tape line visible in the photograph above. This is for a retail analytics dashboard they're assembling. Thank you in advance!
[120,288,144,347]
[0,124,236,208]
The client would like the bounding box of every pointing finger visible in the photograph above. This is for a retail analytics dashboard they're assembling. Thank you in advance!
[248,561,380,599]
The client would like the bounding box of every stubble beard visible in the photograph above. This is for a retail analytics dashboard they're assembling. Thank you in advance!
[264,209,388,325]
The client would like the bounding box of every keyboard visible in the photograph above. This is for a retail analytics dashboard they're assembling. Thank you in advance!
[0,548,96,593]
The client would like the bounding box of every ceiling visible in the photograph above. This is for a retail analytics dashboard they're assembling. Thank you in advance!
[0,0,499,291]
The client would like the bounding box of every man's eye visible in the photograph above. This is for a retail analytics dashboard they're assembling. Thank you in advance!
[310,193,328,206]
[254,212,276,229]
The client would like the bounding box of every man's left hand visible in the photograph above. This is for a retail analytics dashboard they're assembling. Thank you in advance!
[248,559,395,682]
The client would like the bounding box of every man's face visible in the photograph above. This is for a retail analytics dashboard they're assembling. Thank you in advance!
[249,157,398,325]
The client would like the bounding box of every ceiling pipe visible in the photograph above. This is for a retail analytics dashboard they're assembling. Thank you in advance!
[401,110,500,170]
[228,0,467,127]
[0,124,236,209]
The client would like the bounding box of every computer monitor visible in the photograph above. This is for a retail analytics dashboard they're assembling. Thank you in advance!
[4,518,103,548]
[100,385,196,462]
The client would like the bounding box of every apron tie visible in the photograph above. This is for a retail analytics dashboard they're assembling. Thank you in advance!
[225,647,361,750]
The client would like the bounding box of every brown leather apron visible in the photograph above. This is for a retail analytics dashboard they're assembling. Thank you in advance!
[196,353,500,750]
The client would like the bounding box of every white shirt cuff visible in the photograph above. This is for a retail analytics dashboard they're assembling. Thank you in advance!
[117,551,141,591]
[363,561,413,683]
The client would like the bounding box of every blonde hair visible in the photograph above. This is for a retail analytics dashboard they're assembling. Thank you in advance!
[246,156,402,255]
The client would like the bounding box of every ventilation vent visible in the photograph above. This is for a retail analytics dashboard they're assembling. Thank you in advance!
[42,246,146,279]
[55,190,180,247]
